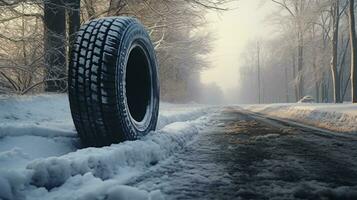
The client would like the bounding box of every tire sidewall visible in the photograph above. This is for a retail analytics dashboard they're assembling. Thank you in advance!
[116,21,159,139]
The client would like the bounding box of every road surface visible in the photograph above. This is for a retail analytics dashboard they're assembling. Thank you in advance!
[129,107,357,200]
[2,100,357,200]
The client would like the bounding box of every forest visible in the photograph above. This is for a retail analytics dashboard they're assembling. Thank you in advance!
[0,0,229,103]
[238,0,357,104]
[1,0,357,104]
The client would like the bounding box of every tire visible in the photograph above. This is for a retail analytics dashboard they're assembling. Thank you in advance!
[68,17,160,147]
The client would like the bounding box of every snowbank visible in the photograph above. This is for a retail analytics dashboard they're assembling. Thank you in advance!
[27,119,209,189]
[0,94,215,200]
[245,103,357,133]
[18,118,209,200]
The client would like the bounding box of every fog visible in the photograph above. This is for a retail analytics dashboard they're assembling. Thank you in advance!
[200,0,354,104]
[200,0,277,104]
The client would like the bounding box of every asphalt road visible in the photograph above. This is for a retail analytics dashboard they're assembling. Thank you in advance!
[129,107,357,200]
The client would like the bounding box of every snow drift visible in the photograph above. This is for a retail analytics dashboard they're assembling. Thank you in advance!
[245,103,357,133]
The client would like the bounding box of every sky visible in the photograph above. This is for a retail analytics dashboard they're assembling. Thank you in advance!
[200,0,277,94]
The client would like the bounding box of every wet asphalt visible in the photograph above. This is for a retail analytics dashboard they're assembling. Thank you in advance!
[129,107,357,200]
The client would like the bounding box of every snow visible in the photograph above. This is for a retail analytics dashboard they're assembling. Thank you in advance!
[0,94,216,200]
[25,173,164,200]
[0,95,75,138]
[3,95,356,199]
[27,120,208,189]
[244,103,357,133]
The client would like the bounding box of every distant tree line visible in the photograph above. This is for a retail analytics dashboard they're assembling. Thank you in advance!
[238,0,357,104]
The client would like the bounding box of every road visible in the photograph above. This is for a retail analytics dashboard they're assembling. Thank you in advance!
[3,102,357,200]
[129,107,357,200]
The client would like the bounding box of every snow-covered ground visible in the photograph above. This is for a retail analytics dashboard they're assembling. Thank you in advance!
[244,103,357,134]
[3,95,357,200]
[0,94,217,200]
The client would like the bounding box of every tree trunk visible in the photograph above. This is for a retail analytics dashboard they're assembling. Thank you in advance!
[331,0,341,103]
[285,65,289,103]
[44,0,67,92]
[257,42,261,104]
[322,78,326,102]
[349,0,357,103]
[313,57,320,102]
[67,0,81,55]
[315,82,320,102]
[297,31,304,100]
[310,25,320,103]
[292,52,298,102]
[338,37,350,101]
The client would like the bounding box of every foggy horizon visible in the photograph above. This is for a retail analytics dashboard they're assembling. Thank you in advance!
[201,0,277,104]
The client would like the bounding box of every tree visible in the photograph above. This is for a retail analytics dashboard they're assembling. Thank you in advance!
[44,0,81,92]
[271,0,315,100]
[43,0,66,92]
[349,0,357,102]
[67,0,80,54]
[0,1,44,94]
[330,0,342,103]
[257,41,262,104]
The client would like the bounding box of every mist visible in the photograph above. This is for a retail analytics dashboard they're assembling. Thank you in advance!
[0,0,356,105]
[200,0,355,104]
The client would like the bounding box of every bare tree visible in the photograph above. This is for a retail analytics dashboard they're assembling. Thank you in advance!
[0,1,45,94]
[271,0,316,100]
[349,0,357,102]
[43,0,66,92]
[257,41,261,104]
[330,0,342,102]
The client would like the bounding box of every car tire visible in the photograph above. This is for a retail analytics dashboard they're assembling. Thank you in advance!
[68,17,159,147]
